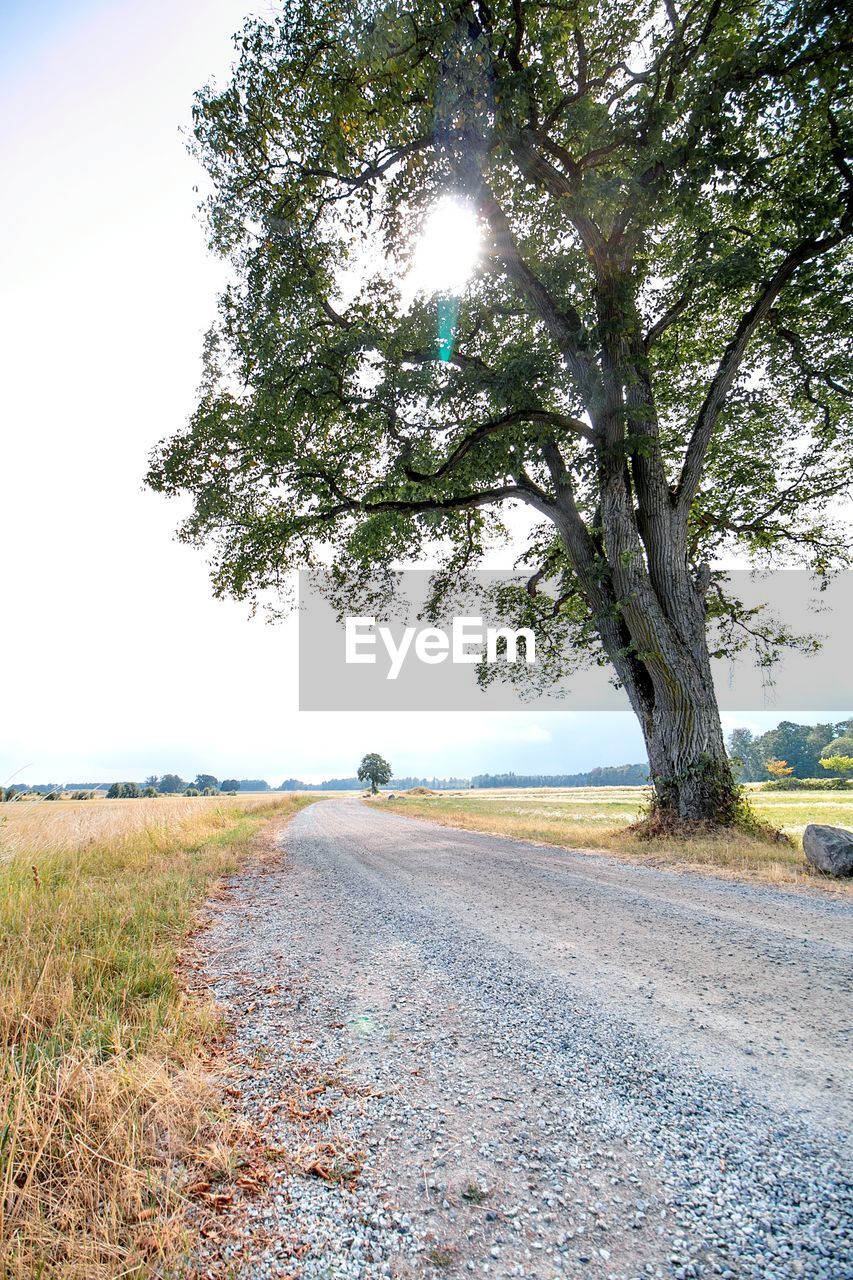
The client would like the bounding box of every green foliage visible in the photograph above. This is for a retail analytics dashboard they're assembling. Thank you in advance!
[472,764,649,787]
[194,774,219,791]
[728,720,852,780]
[157,774,186,794]
[819,754,853,777]
[220,778,240,792]
[148,0,852,603]
[357,752,393,794]
[821,734,853,759]
[762,775,852,791]
[141,786,159,797]
[106,782,142,799]
[146,0,853,822]
[184,787,201,797]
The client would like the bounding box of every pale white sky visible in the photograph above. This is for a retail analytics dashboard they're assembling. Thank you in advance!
[0,1,835,786]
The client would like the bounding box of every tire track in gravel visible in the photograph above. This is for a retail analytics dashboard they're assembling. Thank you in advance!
[188,798,852,1280]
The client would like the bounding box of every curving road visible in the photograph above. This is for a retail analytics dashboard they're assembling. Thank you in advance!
[194,798,853,1280]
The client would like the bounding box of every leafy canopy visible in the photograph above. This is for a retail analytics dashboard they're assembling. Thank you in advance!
[819,754,853,774]
[147,0,852,644]
[357,752,394,790]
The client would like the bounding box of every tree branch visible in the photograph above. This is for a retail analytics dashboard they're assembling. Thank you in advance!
[402,408,595,483]
[508,132,605,258]
[644,293,691,349]
[289,479,544,531]
[478,184,598,400]
[676,221,853,513]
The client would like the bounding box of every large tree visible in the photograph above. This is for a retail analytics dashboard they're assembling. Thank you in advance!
[148,0,852,824]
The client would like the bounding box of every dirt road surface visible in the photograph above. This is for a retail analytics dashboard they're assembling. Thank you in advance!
[190,799,852,1280]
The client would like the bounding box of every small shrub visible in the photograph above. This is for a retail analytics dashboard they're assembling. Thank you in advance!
[762,776,852,792]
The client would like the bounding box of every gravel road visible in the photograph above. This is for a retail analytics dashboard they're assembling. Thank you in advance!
[189,798,852,1280]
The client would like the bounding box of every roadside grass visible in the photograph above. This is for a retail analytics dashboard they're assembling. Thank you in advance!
[0,793,316,1279]
[376,788,853,889]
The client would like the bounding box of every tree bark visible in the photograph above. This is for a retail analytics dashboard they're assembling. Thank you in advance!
[559,513,736,821]
[618,589,736,824]
[548,435,739,826]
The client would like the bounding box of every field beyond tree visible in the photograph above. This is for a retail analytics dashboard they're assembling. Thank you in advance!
[377,787,853,889]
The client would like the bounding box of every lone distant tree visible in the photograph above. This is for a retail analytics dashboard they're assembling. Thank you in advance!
[148,0,852,827]
[194,774,219,791]
[358,753,393,795]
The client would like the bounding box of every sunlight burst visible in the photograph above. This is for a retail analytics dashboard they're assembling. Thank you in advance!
[409,196,482,296]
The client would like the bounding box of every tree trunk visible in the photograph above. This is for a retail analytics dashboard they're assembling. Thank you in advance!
[634,650,737,823]
[605,567,739,825]
[543,272,742,827]
[551,491,740,827]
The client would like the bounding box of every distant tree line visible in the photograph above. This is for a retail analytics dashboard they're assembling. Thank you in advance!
[277,775,471,791]
[727,720,853,782]
[1,775,276,800]
[471,764,650,789]
[6,720,852,801]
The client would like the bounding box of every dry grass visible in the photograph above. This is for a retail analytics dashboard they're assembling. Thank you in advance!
[0,793,317,1279]
[377,787,853,890]
[0,791,287,860]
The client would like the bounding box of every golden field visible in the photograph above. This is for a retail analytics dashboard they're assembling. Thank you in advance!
[0,792,316,1279]
[378,786,853,889]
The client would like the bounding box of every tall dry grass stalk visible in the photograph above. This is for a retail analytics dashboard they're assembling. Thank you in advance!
[0,794,314,1278]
